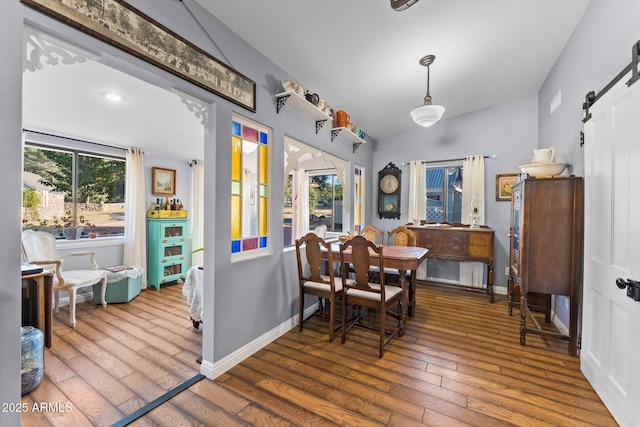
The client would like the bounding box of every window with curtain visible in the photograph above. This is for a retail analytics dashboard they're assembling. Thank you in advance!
[231,115,270,259]
[425,165,463,223]
[283,137,348,247]
[22,143,126,238]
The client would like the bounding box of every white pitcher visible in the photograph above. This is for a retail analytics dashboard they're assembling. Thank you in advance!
[532,147,555,164]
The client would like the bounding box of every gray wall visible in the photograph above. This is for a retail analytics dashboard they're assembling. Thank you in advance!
[1,1,26,423]
[537,0,640,326]
[372,94,539,290]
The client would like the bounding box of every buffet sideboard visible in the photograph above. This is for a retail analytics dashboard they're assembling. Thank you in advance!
[408,224,495,302]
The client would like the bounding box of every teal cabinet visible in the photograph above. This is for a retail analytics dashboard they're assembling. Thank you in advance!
[147,218,188,290]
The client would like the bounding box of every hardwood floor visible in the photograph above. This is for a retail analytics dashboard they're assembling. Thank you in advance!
[22,283,616,426]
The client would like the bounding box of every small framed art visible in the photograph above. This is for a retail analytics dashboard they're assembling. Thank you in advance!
[496,173,518,201]
[152,167,176,195]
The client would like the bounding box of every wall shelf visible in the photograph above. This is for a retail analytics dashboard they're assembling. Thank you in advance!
[275,90,331,134]
[331,127,366,152]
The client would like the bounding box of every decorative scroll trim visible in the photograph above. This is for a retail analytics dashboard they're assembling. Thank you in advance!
[173,89,210,127]
[284,138,350,214]
[23,25,98,72]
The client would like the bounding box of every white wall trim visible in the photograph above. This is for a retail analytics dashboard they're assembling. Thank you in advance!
[54,291,95,307]
[494,286,507,295]
[551,309,570,336]
[199,303,318,380]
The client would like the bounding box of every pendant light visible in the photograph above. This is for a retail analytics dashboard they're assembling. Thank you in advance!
[410,55,445,127]
[390,0,420,11]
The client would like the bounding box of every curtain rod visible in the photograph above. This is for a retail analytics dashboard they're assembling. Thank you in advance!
[400,153,498,167]
[23,128,130,153]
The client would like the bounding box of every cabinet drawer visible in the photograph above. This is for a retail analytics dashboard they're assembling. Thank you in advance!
[425,231,467,256]
[160,223,186,239]
[163,244,184,258]
[468,233,492,258]
[161,262,185,281]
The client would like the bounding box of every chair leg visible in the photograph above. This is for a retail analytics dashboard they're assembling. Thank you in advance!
[298,291,304,333]
[54,290,60,313]
[69,288,77,328]
[100,276,108,308]
[341,295,347,344]
[379,303,386,358]
[328,296,335,343]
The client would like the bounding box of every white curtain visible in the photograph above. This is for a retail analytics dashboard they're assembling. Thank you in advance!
[460,155,485,287]
[408,160,426,223]
[123,147,147,288]
[408,160,428,279]
[190,160,204,266]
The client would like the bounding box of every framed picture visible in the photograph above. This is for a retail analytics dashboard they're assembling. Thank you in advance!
[152,167,176,195]
[21,0,256,112]
[496,174,518,201]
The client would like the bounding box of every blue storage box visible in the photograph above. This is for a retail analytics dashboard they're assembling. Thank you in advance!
[94,266,144,304]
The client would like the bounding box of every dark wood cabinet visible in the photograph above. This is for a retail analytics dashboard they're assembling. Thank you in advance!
[408,224,495,301]
[508,175,583,356]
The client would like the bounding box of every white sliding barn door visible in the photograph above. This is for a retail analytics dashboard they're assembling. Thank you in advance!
[582,70,640,427]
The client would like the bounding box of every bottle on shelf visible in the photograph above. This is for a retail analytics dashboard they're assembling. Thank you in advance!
[155,198,161,210]
[171,198,177,210]
[165,197,170,210]
[177,199,183,210]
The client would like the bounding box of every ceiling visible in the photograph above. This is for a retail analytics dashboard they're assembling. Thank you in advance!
[22,0,590,159]
[199,0,590,138]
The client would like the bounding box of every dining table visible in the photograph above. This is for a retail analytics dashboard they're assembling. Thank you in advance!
[325,242,429,336]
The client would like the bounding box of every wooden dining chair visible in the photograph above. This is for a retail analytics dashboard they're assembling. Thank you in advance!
[295,232,343,342]
[388,225,416,246]
[359,225,384,244]
[385,225,417,284]
[356,225,384,281]
[340,235,403,357]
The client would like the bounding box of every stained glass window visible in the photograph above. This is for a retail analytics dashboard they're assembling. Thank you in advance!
[231,116,270,259]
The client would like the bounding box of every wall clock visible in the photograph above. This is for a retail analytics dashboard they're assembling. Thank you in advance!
[378,162,402,219]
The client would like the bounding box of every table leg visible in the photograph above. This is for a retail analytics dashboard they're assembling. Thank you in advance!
[488,260,495,303]
[408,270,416,316]
[397,269,407,337]
[36,276,45,343]
[44,275,53,348]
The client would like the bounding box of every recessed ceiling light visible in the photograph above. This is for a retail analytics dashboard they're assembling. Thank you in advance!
[100,91,126,103]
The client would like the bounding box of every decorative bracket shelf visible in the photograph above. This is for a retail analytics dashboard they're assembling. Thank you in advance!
[331,127,366,153]
[275,90,330,134]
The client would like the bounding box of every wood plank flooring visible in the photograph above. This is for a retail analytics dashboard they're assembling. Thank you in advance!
[22,283,617,426]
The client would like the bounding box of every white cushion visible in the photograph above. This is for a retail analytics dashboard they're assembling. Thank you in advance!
[303,276,354,292]
[346,283,403,302]
[58,270,106,288]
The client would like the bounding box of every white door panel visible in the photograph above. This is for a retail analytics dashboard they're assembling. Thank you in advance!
[582,70,640,427]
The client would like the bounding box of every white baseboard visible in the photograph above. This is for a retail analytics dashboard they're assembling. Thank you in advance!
[53,290,95,307]
[199,303,318,380]
[551,309,570,336]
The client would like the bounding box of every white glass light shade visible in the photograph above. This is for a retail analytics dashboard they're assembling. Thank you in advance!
[410,104,445,127]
